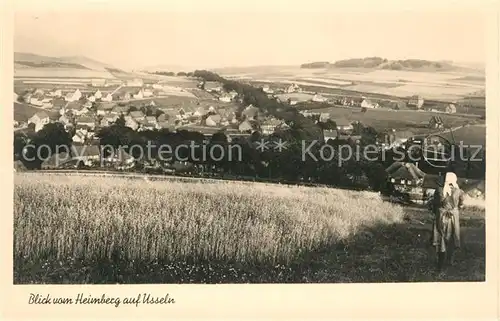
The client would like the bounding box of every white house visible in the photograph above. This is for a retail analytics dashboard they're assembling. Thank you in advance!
[152,83,163,90]
[219,94,232,103]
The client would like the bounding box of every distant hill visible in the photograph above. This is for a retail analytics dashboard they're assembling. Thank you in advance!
[141,64,198,74]
[14,52,124,78]
[300,62,331,69]
[300,57,481,72]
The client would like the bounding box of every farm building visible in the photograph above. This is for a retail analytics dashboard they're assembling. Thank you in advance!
[407,95,424,109]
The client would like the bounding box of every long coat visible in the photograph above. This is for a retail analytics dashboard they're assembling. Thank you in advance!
[431,186,464,252]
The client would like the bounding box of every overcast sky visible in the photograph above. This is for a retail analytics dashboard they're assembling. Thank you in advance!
[14,1,486,70]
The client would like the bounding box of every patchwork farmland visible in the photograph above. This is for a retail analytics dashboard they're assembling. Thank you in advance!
[219,66,485,103]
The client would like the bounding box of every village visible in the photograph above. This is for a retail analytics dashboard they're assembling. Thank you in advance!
[13,73,485,201]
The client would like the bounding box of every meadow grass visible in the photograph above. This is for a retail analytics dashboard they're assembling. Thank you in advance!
[14,173,404,263]
[13,173,484,283]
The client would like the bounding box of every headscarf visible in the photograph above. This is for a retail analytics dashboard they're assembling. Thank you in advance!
[442,172,459,197]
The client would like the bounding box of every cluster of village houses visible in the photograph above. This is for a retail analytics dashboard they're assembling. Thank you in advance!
[20,78,302,148]
[259,82,458,114]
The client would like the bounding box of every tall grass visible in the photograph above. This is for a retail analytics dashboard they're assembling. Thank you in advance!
[14,173,404,267]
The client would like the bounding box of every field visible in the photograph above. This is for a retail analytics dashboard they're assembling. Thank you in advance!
[308,106,484,136]
[218,66,485,103]
[14,173,485,283]
[13,102,44,122]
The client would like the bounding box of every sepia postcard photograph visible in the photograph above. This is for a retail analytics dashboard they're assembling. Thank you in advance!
[1,0,499,319]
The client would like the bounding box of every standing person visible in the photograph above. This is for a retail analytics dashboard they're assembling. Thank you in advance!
[430,172,465,271]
